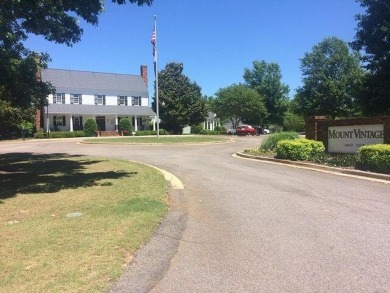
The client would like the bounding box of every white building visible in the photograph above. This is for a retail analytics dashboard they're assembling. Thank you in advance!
[39,66,156,133]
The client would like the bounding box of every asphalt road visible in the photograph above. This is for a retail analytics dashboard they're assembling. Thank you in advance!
[1,137,389,292]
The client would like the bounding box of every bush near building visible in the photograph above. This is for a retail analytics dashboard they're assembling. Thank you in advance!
[84,119,98,137]
[119,118,132,136]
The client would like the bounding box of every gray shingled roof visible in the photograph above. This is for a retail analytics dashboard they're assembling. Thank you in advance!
[41,68,148,98]
[48,104,156,116]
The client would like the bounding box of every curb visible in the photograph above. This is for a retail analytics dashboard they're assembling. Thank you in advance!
[236,152,390,183]
[108,163,186,292]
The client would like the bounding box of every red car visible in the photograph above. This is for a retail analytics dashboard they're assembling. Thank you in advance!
[236,125,256,136]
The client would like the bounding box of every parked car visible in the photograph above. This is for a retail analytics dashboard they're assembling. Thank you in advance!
[236,125,256,136]
[253,126,270,135]
[226,128,236,135]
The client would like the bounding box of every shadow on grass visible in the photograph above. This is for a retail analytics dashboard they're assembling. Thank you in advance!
[0,153,136,202]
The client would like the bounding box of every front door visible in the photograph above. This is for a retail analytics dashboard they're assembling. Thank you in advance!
[96,116,106,131]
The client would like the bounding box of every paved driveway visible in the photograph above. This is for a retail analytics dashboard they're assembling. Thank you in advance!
[1,137,389,292]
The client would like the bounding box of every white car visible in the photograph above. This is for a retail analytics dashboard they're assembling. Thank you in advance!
[226,129,236,135]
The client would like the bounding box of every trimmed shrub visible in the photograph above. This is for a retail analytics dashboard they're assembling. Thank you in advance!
[119,118,132,136]
[260,132,299,151]
[34,131,48,139]
[50,132,67,138]
[199,129,219,135]
[73,131,86,137]
[84,118,98,137]
[134,130,166,136]
[276,138,325,161]
[34,131,85,139]
[191,124,203,134]
[358,144,390,174]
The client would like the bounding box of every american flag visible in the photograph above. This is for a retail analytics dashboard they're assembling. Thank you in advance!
[151,24,156,62]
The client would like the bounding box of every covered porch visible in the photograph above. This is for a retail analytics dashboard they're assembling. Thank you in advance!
[44,104,157,133]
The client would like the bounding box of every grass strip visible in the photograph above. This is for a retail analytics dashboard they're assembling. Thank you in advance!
[0,153,168,292]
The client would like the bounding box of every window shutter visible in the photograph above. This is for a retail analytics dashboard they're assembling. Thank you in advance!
[79,95,82,104]
[80,116,83,127]
[53,116,57,126]
[103,95,106,105]
[62,116,66,126]
[70,95,73,104]
[125,97,128,106]
[118,96,120,105]
[62,94,65,104]
[95,95,97,105]
[53,95,56,104]
[139,97,142,106]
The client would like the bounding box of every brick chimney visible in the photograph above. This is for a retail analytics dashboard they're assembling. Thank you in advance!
[140,65,148,87]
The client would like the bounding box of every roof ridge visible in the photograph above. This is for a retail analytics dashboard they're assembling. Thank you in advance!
[45,68,140,78]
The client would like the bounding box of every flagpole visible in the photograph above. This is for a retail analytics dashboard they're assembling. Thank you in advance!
[154,15,160,138]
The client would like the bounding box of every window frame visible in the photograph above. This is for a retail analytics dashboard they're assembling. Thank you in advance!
[95,94,105,105]
[71,94,82,105]
[54,93,65,104]
[132,96,141,106]
[118,96,127,106]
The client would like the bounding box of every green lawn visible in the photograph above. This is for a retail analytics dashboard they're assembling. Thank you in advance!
[83,135,231,144]
[0,153,168,292]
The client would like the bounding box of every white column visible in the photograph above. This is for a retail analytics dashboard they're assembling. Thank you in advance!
[115,116,118,131]
[153,116,156,131]
[70,115,73,132]
[134,115,138,131]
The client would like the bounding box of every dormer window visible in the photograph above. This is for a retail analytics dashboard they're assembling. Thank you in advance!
[71,94,82,104]
[132,96,141,106]
[118,96,127,106]
[54,93,65,104]
[95,94,105,105]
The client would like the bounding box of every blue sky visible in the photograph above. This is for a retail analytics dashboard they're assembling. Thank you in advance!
[26,0,363,99]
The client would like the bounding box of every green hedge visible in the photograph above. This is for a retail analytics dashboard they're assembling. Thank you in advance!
[34,131,85,139]
[276,138,325,161]
[260,132,299,151]
[199,129,219,135]
[358,144,390,174]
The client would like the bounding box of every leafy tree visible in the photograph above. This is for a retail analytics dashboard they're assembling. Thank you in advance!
[154,62,207,134]
[295,37,364,119]
[211,84,267,129]
[283,112,305,132]
[243,60,289,126]
[350,0,390,115]
[0,100,36,139]
[0,0,153,135]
